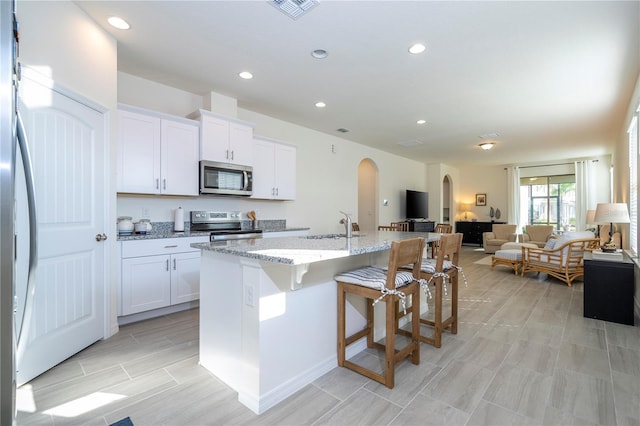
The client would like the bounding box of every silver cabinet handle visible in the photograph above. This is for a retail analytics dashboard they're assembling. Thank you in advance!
[95,233,108,242]
[156,178,159,189]
[226,149,229,160]
[163,178,166,190]
[173,258,177,270]
[231,150,234,161]
[166,259,169,271]
[164,244,178,248]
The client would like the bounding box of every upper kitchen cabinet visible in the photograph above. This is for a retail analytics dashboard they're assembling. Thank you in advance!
[118,105,199,196]
[251,136,296,200]
[188,109,254,166]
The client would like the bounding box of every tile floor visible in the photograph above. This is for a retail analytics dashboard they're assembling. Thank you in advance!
[15,246,640,425]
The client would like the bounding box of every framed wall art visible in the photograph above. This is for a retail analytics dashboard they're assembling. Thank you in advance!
[475,193,487,206]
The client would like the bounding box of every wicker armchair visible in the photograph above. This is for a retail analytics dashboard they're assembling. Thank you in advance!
[521,236,600,286]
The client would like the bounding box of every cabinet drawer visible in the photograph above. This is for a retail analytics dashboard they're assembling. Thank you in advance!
[122,236,209,258]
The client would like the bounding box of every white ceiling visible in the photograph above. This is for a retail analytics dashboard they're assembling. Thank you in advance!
[74,0,640,166]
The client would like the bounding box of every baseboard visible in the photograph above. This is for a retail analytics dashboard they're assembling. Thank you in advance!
[117,301,199,326]
[237,338,367,415]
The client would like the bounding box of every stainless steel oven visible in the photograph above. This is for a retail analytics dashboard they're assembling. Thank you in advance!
[190,211,263,240]
[199,160,253,196]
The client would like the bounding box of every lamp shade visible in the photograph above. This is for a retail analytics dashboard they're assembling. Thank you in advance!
[586,210,596,225]
[593,203,630,224]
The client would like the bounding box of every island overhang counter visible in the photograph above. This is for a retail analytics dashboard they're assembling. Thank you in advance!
[191,231,440,414]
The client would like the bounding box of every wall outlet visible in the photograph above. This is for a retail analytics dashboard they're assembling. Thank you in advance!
[244,282,256,307]
[141,207,149,218]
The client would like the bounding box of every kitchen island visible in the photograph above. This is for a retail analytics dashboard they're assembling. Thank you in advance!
[191,231,439,414]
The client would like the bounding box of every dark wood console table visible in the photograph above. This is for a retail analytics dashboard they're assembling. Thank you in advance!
[407,220,435,232]
[455,221,505,246]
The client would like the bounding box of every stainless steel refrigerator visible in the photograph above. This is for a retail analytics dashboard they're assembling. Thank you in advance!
[2,1,37,423]
[0,0,17,422]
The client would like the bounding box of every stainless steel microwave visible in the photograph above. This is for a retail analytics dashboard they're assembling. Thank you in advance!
[199,160,253,196]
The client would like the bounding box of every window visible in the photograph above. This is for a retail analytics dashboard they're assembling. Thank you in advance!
[629,113,638,255]
[519,175,576,231]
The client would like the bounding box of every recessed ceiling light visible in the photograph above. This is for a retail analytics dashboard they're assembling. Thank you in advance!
[311,49,328,59]
[416,119,426,125]
[408,43,426,54]
[315,101,326,108]
[107,16,130,30]
[238,71,253,79]
[478,142,495,150]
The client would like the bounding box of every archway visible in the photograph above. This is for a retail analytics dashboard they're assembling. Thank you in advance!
[443,174,452,223]
[358,159,378,231]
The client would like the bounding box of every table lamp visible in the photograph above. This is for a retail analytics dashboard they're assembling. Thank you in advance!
[594,203,630,252]
[585,209,597,234]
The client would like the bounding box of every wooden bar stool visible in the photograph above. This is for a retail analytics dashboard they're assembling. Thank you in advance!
[335,237,425,388]
[431,223,453,258]
[397,233,463,348]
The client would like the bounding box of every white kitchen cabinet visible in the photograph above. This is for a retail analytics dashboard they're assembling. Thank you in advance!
[190,109,254,166]
[251,136,296,200]
[118,106,199,195]
[120,236,208,316]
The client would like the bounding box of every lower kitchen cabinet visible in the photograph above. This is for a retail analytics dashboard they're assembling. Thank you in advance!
[120,236,208,316]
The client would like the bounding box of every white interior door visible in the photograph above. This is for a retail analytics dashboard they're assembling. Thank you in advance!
[16,71,108,386]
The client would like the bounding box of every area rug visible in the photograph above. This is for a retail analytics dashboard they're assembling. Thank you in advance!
[109,417,134,426]
[473,256,493,266]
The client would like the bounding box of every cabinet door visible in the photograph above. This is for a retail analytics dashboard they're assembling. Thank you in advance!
[251,138,276,199]
[118,110,161,194]
[161,119,199,195]
[200,115,230,163]
[171,251,202,304]
[273,143,296,200]
[121,255,171,315]
[229,122,253,166]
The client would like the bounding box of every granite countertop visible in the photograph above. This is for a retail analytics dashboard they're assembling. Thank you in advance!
[192,231,440,265]
[117,220,309,241]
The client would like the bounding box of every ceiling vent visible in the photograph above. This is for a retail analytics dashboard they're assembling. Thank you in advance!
[269,0,319,20]
[397,140,424,147]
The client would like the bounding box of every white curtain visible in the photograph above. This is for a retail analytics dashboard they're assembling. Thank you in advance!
[507,166,521,232]
[575,160,595,231]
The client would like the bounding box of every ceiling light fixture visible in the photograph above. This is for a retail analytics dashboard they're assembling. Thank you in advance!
[238,71,253,79]
[107,16,130,30]
[315,101,326,108]
[311,49,328,59]
[408,43,426,54]
[478,142,495,150]
[416,119,426,125]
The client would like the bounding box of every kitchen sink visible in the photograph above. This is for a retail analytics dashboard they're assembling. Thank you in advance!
[302,233,363,239]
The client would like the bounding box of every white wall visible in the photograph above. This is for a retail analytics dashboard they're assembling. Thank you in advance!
[116,72,427,234]
[18,0,119,334]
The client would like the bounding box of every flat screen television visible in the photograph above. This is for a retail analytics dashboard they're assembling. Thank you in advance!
[406,190,428,220]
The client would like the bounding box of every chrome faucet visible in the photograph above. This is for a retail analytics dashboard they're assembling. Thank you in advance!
[339,211,353,238]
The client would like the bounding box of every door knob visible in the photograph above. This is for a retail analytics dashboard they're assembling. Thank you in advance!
[95,233,108,242]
